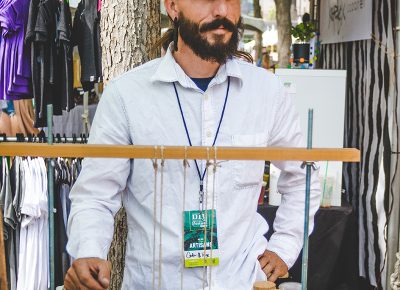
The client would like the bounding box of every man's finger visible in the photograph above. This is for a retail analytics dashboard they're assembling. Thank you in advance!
[75,263,106,290]
[65,267,81,290]
[96,261,111,288]
[258,255,271,269]
[64,278,74,290]
[68,268,82,289]
[261,262,274,277]
[268,269,280,283]
[280,272,289,278]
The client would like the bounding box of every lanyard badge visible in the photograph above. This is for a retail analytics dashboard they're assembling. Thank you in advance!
[183,209,219,267]
[174,78,229,268]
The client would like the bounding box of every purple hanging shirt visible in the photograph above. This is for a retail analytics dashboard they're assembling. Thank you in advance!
[0,0,31,100]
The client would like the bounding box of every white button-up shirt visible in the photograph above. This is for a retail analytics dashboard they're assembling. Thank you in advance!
[67,47,321,290]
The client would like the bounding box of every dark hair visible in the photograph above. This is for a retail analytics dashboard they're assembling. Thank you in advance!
[153,28,175,52]
[152,26,253,63]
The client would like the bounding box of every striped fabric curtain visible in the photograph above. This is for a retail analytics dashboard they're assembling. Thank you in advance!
[320,0,397,288]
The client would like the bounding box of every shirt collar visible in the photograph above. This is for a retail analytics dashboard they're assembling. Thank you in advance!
[150,43,244,89]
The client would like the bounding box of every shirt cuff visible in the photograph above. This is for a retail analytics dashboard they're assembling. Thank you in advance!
[266,233,302,269]
[67,239,109,260]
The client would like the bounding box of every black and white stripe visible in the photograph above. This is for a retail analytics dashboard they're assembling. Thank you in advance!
[320,0,397,288]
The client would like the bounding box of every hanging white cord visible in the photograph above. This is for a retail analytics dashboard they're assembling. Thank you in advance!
[208,147,217,289]
[152,146,158,290]
[390,252,400,289]
[203,147,211,290]
[158,146,165,290]
[181,146,189,290]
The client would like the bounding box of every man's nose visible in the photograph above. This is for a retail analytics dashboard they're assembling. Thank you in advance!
[212,0,228,18]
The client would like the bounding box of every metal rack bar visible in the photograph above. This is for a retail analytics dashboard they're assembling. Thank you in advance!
[0,136,87,143]
[301,109,314,290]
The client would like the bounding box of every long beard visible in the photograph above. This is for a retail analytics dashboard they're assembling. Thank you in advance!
[178,13,242,64]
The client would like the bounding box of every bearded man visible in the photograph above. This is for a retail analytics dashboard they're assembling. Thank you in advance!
[64,0,321,289]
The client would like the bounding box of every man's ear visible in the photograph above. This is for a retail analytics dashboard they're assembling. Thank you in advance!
[164,0,179,20]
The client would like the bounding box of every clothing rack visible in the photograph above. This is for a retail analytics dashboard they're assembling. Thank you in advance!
[0,133,88,144]
[0,105,361,290]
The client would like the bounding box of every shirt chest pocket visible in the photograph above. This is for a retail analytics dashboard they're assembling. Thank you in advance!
[232,133,267,190]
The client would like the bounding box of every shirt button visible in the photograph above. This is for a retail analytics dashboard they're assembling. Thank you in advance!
[204,94,209,101]
[207,131,212,138]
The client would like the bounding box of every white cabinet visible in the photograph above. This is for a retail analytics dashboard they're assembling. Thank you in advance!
[274,69,347,206]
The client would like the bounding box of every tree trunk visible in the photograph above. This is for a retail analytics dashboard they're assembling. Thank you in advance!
[100,0,160,82]
[253,0,263,64]
[100,1,160,289]
[274,0,292,68]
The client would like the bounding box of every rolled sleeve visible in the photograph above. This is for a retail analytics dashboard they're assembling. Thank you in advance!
[66,81,132,259]
[266,78,321,269]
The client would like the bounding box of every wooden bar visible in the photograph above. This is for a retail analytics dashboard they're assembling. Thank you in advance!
[0,143,360,162]
[253,281,276,289]
[0,211,8,290]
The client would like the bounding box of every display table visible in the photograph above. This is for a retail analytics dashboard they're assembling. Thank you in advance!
[257,205,358,290]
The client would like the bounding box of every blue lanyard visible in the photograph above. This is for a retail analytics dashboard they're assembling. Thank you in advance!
[173,77,231,208]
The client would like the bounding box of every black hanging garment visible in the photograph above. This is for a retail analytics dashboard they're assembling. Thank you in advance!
[25,0,57,127]
[72,0,102,92]
[54,173,69,286]
[25,0,74,128]
[55,0,74,112]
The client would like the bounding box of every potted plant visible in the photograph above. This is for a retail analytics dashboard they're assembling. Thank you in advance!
[290,19,316,65]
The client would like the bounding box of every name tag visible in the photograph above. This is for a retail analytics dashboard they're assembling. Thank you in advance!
[183,209,219,268]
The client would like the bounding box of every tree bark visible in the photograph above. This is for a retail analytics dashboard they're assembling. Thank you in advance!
[100,1,160,289]
[100,0,160,82]
[274,0,292,67]
[253,0,263,64]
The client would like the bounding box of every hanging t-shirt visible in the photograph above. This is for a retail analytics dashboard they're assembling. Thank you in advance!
[37,158,48,290]
[56,0,74,112]
[1,157,17,290]
[25,0,55,127]
[72,0,102,91]
[25,0,75,127]
[11,157,22,277]
[16,158,48,290]
[0,0,32,100]
[54,158,67,286]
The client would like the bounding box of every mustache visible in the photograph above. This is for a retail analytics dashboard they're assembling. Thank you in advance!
[199,17,237,33]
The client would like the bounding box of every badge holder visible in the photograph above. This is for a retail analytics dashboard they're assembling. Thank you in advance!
[183,147,219,269]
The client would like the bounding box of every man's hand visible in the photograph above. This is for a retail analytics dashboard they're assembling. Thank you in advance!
[258,250,288,282]
[64,258,111,290]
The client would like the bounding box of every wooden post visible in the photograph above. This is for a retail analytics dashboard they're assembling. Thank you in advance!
[0,211,8,290]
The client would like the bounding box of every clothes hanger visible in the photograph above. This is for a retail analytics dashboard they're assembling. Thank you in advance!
[0,133,7,142]
[16,133,24,143]
[38,130,46,143]
[55,158,61,184]
[61,158,69,185]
